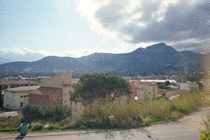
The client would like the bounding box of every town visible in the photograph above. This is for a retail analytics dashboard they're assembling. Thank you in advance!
[0,72,205,122]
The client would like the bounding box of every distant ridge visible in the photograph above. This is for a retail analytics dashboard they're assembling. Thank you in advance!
[0,43,203,76]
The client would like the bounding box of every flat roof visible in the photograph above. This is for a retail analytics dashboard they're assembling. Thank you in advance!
[0,80,38,85]
[5,86,40,92]
[140,79,177,83]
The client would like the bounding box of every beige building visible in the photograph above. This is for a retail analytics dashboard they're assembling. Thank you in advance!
[129,80,158,101]
[137,82,158,101]
[0,80,38,89]
[37,73,81,121]
[3,86,40,110]
[180,82,199,92]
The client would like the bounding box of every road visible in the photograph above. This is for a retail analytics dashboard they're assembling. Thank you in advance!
[0,111,19,117]
[144,107,210,140]
[1,107,210,140]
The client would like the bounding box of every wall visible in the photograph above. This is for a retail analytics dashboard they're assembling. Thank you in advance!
[48,89,62,107]
[3,90,29,110]
[180,83,189,91]
[3,91,14,109]
[29,94,49,106]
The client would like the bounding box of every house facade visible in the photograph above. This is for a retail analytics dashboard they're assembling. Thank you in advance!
[3,86,40,110]
[129,80,158,101]
[28,87,62,107]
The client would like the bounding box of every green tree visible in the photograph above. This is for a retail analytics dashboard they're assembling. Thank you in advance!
[157,83,166,89]
[196,80,203,90]
[70,73,132,102]
[165,81,170,86]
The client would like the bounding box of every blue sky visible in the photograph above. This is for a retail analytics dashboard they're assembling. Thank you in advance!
[0,0,209,60]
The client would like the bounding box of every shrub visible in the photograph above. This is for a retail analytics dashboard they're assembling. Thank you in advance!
[47,123,60,130]
[51,105,72,122]
[59,120,70,127]
[172,93,200,115]
[20,104,72,123]
[168,111,183,120]
[0,116,21,131]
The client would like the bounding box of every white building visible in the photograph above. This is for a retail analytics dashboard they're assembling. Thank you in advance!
[3,86,40,110]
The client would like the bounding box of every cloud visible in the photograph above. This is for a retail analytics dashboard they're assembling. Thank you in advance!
[172,39,210,53]
[0,47,34,55]
[75,0,210,52]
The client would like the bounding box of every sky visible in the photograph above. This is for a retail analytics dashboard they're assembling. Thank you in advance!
[0,0,209,60]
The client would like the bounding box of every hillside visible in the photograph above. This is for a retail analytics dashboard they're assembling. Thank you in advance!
[0,43,203,76]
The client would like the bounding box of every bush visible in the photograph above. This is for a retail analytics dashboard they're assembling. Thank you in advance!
[59,120,70,127]
[47,123,60,130]
[0,116,21,132]
[168,111,183,120]
[20,104,72,123]
[172,93,201,115]
[50,105,72,122]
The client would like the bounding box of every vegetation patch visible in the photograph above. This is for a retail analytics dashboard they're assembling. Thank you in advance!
[0,92,209,134]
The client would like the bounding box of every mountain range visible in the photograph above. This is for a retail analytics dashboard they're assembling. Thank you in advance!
[0,43,204,76]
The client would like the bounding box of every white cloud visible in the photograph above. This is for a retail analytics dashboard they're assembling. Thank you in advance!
[75,0,209,52]
[0,46,34,55]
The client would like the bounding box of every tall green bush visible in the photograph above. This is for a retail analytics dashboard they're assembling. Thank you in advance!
[51,105,72,122]
[20,104,72,123]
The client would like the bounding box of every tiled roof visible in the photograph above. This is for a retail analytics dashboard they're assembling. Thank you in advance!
[39,73,72,88]
[29,87,62,95]
[5,86,40,91]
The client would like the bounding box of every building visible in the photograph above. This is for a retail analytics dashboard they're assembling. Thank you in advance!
[3,86,40,110]
[29,73,81,121]
[0,80,38,89]
[180,82,199,92]
[140,79,177,84]
[167,85,179,90]
[28,87,62,107]
[129,80,158,101]
[122,77,132,82]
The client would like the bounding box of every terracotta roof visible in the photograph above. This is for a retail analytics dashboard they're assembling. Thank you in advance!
[0,80,38,85]
[29,87,62,95]
[5,86,40,92]
[39,73,72,88]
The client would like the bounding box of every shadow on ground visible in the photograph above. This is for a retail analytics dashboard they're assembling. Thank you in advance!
[14,135,26,140]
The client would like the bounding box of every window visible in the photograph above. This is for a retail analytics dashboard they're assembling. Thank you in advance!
[54,98,56,101]
[75,109,77,112]
[65,100,66,103]
[27,95,29,97]
[20,96,23,98]
[24,95,26,97]
[70,102,72,106]
[65,93,66,95]
[75,102,77,105]
[60,97,61,100]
